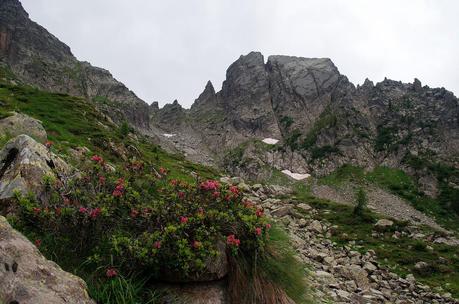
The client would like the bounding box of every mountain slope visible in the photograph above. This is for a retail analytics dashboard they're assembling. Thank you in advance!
[0,0,150,128]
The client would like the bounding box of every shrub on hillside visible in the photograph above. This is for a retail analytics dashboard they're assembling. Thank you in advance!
[13,155,270,280]
[353,187,368,216]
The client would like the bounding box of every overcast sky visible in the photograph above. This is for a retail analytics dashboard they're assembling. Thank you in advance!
[21,0,459,108]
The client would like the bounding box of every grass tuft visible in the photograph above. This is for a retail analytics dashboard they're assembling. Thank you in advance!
[229,225,312,304]
[87,273,164,304]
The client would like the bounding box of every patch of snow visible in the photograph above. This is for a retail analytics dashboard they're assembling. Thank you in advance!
[163,133,176,138]
[281,169,311,181]
[262,138,279,145]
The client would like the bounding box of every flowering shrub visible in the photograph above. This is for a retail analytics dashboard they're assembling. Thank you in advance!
[13,156,270,279]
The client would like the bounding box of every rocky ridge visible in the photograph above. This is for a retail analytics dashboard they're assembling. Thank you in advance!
[151,52,459,185]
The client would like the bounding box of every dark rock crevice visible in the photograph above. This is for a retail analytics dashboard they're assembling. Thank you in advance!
[0,147,18,181]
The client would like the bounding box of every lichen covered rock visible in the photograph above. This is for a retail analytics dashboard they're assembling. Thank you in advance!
[0,135,71,204]
[0,216,95,304]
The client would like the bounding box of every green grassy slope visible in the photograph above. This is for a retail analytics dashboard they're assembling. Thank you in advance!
[0,81,217,182]
[320,164,459,233]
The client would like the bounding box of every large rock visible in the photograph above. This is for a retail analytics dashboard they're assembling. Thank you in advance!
[0,112,47,142]
[0,135,71,204]
[0,216,95,304]
[308,220,324,234]
[337,265,370,290]
[374,219,394,231]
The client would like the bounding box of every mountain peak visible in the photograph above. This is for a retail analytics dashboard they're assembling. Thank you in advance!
[204,80,215,93]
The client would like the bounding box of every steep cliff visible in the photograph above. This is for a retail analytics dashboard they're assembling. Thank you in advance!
[152,52,458,174]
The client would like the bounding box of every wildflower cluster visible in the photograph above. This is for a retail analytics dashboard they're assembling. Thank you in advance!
[13,154,270,281]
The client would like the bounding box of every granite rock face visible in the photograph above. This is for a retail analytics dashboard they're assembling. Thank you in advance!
[0,135,71,205]
[0,216,95,304]
[0,0,150,128]
[220,52,282,140]
[151,52,459,185]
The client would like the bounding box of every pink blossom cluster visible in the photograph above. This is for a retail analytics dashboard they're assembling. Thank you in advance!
[112,178,125,197]
[200,180,220,191]
[226,234,241,247]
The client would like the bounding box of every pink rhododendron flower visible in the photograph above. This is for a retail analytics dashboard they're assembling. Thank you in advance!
[255,227,262,236]
[112,179,125,197]
[200,180,220,191]
[91,155,104,164]
[170,179,178,186]
[265,223,272,230]
[180,216,189,224]
[35,239,42,247]
[212,191,220,199]
[229,186,239,195]
[226,234,241,247]
[79,207,88,214]
[112,189,123,197]
[89,207,102,219]
[178,191,185,200]
[106,268,118,278]
[98,175,106,185]
[256,208,264,217]
[153,241,161,249]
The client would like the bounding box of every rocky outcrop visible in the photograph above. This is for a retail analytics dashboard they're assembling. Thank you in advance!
[0,0,150,128]
[151,51,459,189]
[0,112,47,142]
[0,216,95,304]
[267,55,350,135]
[0,135,71,205]
[219,52,282,140]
